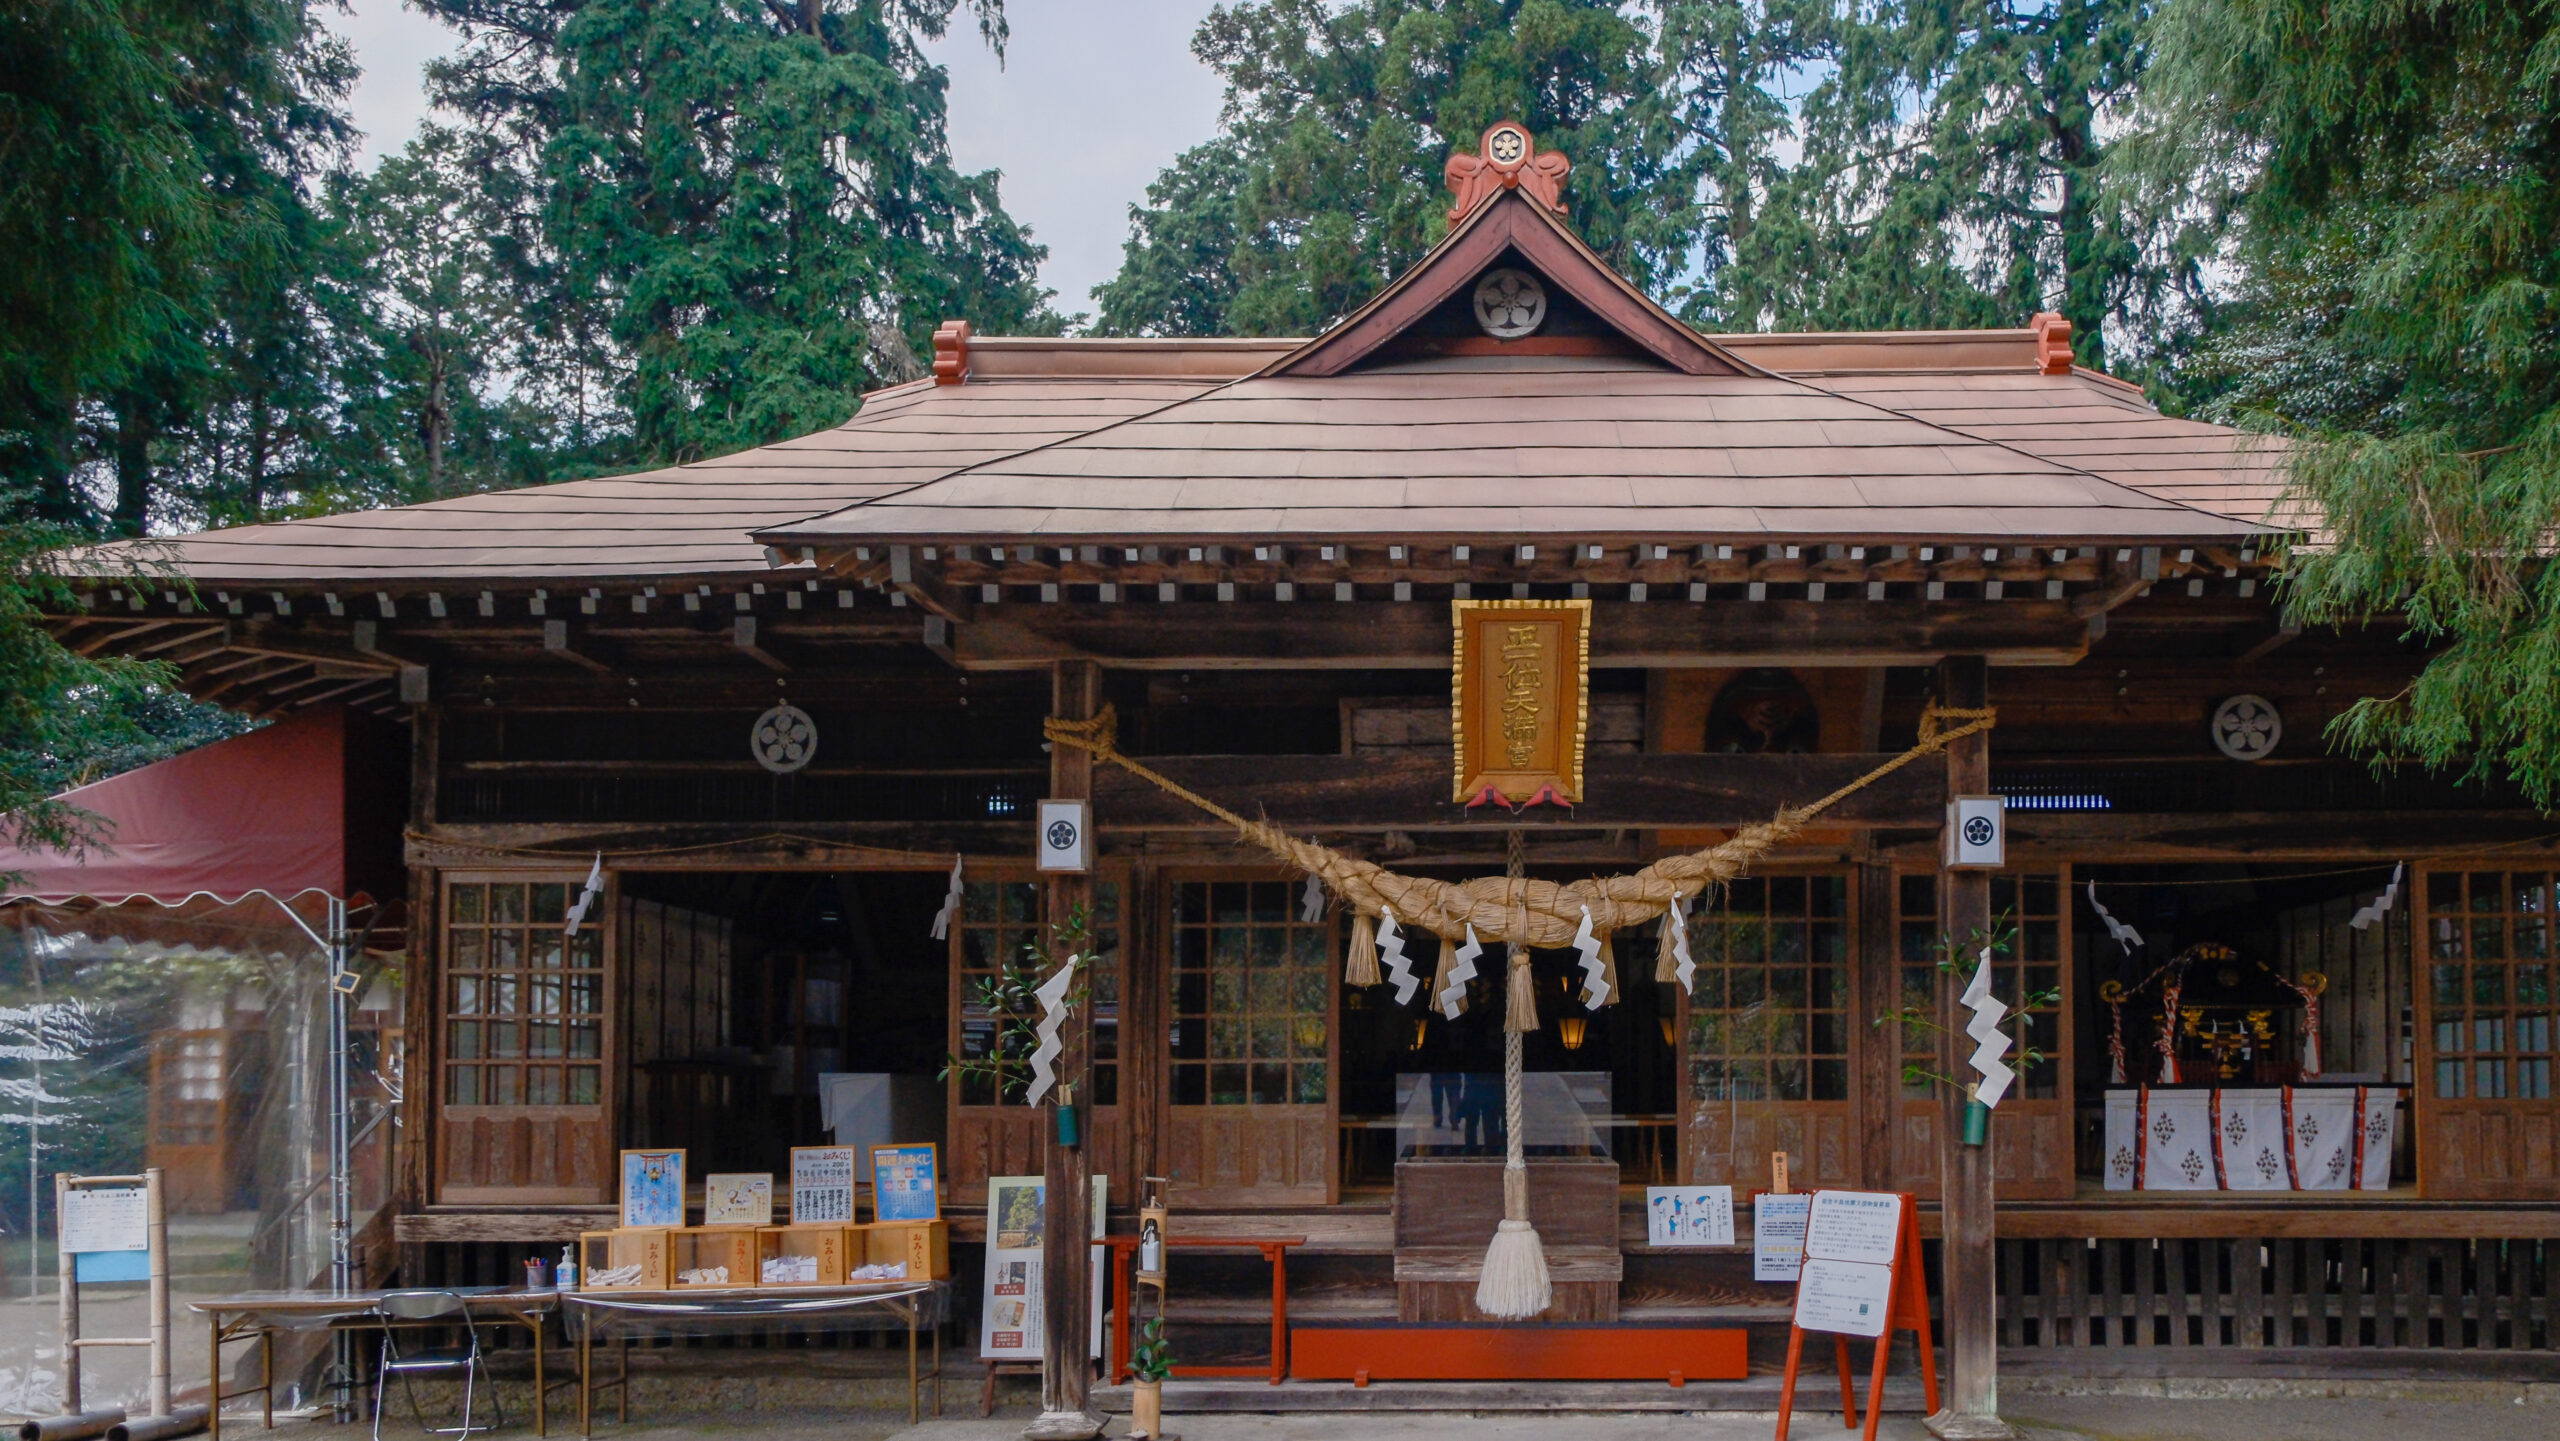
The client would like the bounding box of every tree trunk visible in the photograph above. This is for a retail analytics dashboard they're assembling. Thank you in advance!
[110,391,154,537]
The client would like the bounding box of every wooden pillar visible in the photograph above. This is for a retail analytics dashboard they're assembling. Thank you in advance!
[1854,861,1900,1192]
[1125,861,1164,1190]
[1929,656,2013,1439]
[1032,660,1102,1440]
[401,706,441,1274]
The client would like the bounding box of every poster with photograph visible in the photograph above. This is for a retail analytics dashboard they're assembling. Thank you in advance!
[977,1174,1109,1362]
[705,1173,774,1226]
[790,1147,856,1224]
[1753,1192,1810,1282]
[1644,1186,1736,1247]
[872,1144,940,1222]
[620,1149,686,1228]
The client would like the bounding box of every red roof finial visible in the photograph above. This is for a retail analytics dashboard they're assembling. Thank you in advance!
[1445,122,1570,221]
[2029,312,2074,375]
[933,320,973,385]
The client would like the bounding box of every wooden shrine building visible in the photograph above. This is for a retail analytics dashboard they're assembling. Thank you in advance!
[50,125,2557,1388]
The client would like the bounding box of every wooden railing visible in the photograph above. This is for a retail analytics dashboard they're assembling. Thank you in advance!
[1991,1236,2557,1350]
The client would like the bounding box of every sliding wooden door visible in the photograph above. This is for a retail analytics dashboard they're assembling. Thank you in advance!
[2416,866,2560,1198]
[435,872,614,1203]
[946,870,1126,1199]
[1164,875,1337,1204]
[1680,872,1861,1189]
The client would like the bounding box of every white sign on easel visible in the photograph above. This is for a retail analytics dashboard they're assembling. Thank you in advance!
[1791,1191,1907,1339]
[57,1170,170,1417]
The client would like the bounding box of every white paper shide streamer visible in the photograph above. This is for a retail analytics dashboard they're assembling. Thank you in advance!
[1023,954,1081,1106]
[2087,879,2143,953]
[1961,945,2016,1110]
[1668,892,1696,995]
[565,853,604,937]
[1571,906,1611,1008]
[2350,862,2405,931]
[1378,907,1421,1006]
[1439,925,1483,1019]
[928,854,965,940]
[1299,874,1326,924]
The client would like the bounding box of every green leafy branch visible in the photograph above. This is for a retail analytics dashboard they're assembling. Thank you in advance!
[1872,914,2059,1093]
[1130,1315,1173,1384]
[939,902,1091,1103]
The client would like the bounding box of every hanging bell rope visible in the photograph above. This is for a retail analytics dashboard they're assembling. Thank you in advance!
[1042,702,1996,950]
[1476,827,1550,1319]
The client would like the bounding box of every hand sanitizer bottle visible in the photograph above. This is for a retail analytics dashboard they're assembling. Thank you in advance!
[556,1244,577,1290]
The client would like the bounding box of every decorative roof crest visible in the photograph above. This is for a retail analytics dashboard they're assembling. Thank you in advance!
[1444,122,1570,221]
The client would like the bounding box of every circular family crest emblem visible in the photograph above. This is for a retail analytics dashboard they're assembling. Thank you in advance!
[750,704,817,773]
[1045,818,1080,853]
[1487,125,1528,166]
[1963,814,1996,848]
[2210,693,2282,761]
[1472,266,1547,339]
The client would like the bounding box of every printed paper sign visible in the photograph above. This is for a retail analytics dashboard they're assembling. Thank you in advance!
[978,1175,1108,1362]
[620,1150,686,1228]
[1804,1190,1903,1265]
[1644,1186,1736,1247]
[1794,1257,1896,1338]
[1753,1192,1810,1282]
[790,1147,855,1224]
[872,1144,940,1223]
[61,1187,147,1254]
[704,1173,773,1226]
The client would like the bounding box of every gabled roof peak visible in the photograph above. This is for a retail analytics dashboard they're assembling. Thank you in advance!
[1444,120,1572,220]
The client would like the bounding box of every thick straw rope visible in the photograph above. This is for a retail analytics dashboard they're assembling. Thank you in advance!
[1044,702,1995,949]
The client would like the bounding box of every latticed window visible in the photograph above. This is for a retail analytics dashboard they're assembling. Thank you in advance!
[953,878,1120,1107]
[445,881,604,1107]
[1687,875,1850,1102]
[1896,872,2063,1099]
[1170,881,1330,1107]
[2426,870,2558,1101]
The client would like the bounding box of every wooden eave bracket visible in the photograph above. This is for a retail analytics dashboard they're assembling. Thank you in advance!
[541,618,616,676]
[732,614,789,672]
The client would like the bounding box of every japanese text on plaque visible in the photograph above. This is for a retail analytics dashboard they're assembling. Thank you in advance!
[1500,624,1546,766]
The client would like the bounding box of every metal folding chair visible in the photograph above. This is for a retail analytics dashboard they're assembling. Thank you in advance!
[371,1290,505,1439]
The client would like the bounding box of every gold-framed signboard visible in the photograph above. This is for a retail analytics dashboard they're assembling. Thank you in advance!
[1451,598,1590,806]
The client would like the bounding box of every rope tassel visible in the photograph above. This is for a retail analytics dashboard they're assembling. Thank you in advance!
[1504,943,1539,1033]
[1345,910,1381,987]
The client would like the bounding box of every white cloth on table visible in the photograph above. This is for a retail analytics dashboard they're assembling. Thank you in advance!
[2287,1087,2357,1190]
[2102,1090,2139,1191]
[2213,1088,2290,1191]
[2141,1089,2218,1190]
[2354,1086,2397,1190]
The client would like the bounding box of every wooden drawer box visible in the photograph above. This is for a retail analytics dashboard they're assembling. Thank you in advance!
[578,1228,671,1291]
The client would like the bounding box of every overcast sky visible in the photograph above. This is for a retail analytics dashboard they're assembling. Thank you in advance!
[330,0,1229,313]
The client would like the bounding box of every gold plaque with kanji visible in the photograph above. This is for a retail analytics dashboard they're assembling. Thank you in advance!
[1451,598,1590,807]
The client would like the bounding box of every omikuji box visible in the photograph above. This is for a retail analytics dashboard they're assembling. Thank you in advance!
[754,1224,852,1286]
[862,1219,951,1279]
[579,1228,672,1291]
[670,1225,759,1287]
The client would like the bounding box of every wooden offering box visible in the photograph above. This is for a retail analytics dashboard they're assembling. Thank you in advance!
[671,1225,759,1286]
[754,1224,851,1286]
[579,1228,672,1291]
[863,1220,951,1279]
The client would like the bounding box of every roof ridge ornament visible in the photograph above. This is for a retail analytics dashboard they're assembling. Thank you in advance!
[1445,121,1570,221]
[2029,311,2073,375]
[932,319,972,386]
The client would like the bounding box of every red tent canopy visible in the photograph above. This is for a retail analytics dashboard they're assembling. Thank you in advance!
[0,706,406,904]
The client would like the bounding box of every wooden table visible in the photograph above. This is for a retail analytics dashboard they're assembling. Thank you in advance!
[189,1288,561,1440]
[1102,1235,1303,1385]
[560,1281,946,1432]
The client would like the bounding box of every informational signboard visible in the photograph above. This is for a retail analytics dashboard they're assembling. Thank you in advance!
[1644,1185,1735,1247]
[790,1146,856,1224]
[1753,1192,1810,1282]
[872,1143,940,1222]
[620,1149,686,1228]
[1795,1258,1896,1338]
[1804,1189,1903,1266]
[704,1173,773,1226]
[61,1186,148,1253]
[977,1174,1106,1362]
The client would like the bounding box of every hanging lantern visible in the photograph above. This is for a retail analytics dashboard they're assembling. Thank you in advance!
[1557,1016,1589,1051]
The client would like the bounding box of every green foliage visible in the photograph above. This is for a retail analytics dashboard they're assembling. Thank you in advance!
[1874,917,2056,1094]
[418,0,1059,463]
[941,902,1090,1103]
[1130,1315,1175,1384]
[2138,0,2560,803]
[1094,0,1705,336]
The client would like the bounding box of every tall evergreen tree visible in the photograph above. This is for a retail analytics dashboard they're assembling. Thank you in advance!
[1093,0,1702,337]
[419,0,1057,464]
[2139,0,2560,803]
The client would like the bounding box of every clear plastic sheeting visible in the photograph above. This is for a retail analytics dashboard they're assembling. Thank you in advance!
[0,896,403,1417]
[1393,1070,1607,1157]
[562,1283,949,1342]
